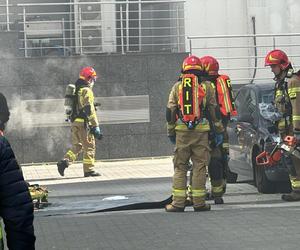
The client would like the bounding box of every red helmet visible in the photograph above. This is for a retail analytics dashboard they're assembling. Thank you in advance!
[200,56,219,76]
[182,55,202,72]
[79,67,97,82]
[264,49,290,70]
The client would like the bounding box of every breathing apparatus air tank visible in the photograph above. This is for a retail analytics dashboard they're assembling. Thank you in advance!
[64,84,76,121]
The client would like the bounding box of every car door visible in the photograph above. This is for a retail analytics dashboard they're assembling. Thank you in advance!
[228,86,260,179]
[228,87,250,160]
[240,88,259,160]
[229,87,259,155]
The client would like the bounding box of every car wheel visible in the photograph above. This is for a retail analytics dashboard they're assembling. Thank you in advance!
[276,181,291,193]
[252,147,276,194]
[252,150,276,194]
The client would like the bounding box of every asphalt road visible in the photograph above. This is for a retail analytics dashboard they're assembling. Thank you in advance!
[33,172,300,250]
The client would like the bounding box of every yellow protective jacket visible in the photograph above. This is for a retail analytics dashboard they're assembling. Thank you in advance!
[167,79,223,136]
[274,71,300,134]
[75,86,99,127]
[288,73,300,131]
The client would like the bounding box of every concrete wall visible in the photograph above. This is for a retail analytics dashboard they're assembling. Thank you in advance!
[0,31,187,163]
[185,0,300,84]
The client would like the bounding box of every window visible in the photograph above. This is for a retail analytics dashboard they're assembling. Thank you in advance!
[248,89,259,124]
[259,90,274,104]
[235,88,250,121]
[236,88,258,124]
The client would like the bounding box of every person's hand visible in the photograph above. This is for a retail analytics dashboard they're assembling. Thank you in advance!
[215,133,224,146]
[168,135,176,145]
[223,154,230,162]
[91,126,103,140]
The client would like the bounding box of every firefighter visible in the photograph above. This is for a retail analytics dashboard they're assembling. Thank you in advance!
[265,49,300,201]
[57,67,102,177]
[200,56,238,204]
[165,55,224,212]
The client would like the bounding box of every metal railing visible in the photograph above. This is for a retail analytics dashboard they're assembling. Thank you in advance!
[187,33,300,84]
[0,0,13,31]
[14,0,185,57]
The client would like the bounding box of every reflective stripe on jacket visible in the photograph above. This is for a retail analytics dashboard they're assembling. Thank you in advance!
[77,87,99,127]
[215,75,237,117]
[288,74,300,131]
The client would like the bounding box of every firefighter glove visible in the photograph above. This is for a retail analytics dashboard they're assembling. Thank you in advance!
[223,153,230,162]
[168,135,176,145]
[215,133,224,146]
[91,126,103,140]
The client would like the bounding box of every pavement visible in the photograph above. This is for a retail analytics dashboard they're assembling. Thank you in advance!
[22,157,174,186]
[18,157,300,250]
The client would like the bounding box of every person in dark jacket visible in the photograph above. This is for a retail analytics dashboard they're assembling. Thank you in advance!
[0,92,36,250]
[0,93,9,132]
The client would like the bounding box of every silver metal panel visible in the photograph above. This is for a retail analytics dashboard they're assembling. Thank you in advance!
[18,95,150,128]
[25,21,64,38]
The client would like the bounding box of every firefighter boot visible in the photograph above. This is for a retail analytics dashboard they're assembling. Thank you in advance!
[165,204,185,212]
[84,171,101,177]
[193,204,211,212]
[281,191,300,202]
[57,159,69,176]
[214,197,224,205]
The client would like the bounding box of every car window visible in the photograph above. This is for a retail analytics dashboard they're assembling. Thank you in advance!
[248,89,257,113]
[235,88,258,124]
[258,89,281,122]
[249,89,259,123]
[259,89,274,104]
[236,88,252,122]
[235,88,247,116]
[250,90,256,105]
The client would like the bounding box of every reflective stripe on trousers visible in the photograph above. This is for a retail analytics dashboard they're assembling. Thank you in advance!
[83,158,95,165]
[66,150,77,161]
[290,176,300,190]
[172,188,186,197]
[191,188,206,198]
[212,185,224,194]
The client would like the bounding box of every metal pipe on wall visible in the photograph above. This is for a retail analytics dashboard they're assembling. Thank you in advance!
[120,4,125,54]
[6,0,10,31]
[250,16,257,84]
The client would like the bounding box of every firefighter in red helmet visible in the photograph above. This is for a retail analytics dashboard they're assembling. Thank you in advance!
[57,66,102,177]
[165,55,223,212]
[200,55,238,204]
[265,49,300,201]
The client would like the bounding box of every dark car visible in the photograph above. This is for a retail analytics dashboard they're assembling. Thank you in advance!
[228,83,291,193]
